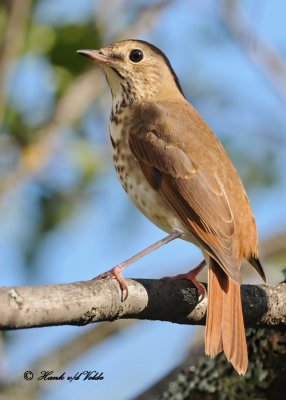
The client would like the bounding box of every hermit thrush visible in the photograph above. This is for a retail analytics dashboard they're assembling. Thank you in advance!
[77,40,266,375]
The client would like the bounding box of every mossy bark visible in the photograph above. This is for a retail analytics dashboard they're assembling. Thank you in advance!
[161,328,286,400]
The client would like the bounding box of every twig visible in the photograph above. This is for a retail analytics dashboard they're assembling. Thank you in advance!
[0,0,173,198]
[0,279,285,330]
[0,321,134,399]
[260,230,286,261]
[0,68,104,196]
[115,0,174,41]
[0,0,32,123]
[219,0,286,105]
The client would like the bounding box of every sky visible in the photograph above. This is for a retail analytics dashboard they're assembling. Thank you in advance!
[1,0,286,399]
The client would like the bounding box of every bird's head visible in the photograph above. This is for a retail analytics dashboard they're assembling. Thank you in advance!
[77,39,185,105]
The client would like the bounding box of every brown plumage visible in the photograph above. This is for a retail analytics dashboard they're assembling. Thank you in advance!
[77,39,266,375]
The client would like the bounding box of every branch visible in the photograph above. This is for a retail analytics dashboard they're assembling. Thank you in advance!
[158,328,286,400]
[219,0,286,105]
[260,230,286,261]
[1,279,285,330]
[0,68,104,197]
[0,0,173,198]
[0,321,134,398]
[0,0,32,123]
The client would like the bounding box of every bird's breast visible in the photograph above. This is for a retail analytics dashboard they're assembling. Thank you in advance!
[109,117,188,235]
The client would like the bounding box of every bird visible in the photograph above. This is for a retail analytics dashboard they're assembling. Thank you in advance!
[77,39,266,375]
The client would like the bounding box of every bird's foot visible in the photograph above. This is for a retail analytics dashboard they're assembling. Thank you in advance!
[94,265,129,301]
[94,231,182,302]
[161,260,207,300]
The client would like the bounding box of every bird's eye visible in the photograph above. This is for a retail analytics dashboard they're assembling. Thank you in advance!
[129,49,143,63]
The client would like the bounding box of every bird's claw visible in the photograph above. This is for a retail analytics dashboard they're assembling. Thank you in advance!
[197,283,206,302]
[94,265,129,301]
[161,261,207,302]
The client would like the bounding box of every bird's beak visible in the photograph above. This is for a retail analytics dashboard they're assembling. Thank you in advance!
[77,49,111,64]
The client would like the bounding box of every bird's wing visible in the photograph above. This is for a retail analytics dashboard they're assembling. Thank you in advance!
[129,110,240,283]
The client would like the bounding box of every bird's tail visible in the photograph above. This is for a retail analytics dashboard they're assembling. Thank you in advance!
[205,258,248,375]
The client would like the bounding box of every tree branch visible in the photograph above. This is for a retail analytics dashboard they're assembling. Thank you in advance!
[0,0,173,198]
[1,279,285,330]
[158,328,286,400]
[219,0,286,105]
[0,0,32,123]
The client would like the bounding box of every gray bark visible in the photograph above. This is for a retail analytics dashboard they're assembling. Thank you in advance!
[0,279,285,330]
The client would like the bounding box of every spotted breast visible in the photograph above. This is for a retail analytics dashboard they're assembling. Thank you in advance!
[109,103,187,236]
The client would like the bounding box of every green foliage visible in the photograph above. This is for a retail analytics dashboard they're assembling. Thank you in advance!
[48,23,102,80]
[0,6,7,40]
[4,107,36,146]
[0,1,105,270]
[223,141,278,190]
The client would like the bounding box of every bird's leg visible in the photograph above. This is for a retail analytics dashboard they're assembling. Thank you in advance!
[95,230,183,300]
[161,260,207,299]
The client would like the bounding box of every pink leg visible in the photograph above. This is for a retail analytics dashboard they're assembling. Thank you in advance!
[162,260,207,298]
[95,230,183,300]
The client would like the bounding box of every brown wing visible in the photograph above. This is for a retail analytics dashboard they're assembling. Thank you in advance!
[129,114,240,283]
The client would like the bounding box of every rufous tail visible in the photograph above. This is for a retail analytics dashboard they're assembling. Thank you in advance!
[205,258,248,375]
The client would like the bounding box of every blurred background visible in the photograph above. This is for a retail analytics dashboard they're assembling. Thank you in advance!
[0,0,285,399]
